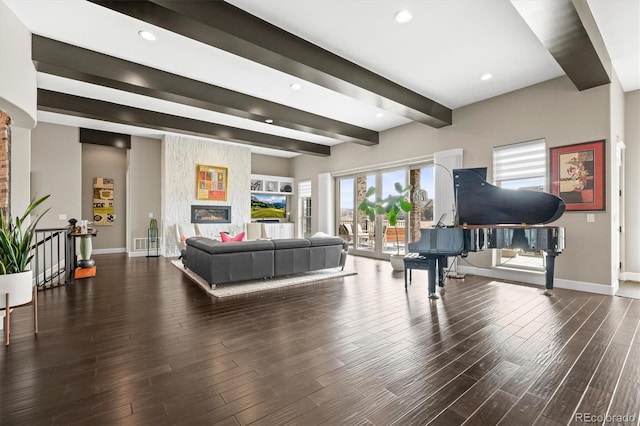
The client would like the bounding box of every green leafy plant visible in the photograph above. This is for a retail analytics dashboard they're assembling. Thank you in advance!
[0,195,50,275]
[358,183,412,255]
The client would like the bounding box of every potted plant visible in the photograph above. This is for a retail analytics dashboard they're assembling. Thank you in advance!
[358,183,412,270]
[0,195,50,314]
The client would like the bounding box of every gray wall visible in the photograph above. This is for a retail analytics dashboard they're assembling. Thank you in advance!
[81,143,127,251]
[129,136,162,254]
[293,76,615,288]
[251,153,292,176]
[624,90,639,278]
[30,122,82,229]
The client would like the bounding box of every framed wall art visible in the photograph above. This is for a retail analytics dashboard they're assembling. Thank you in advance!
[93,177,115,225]
[549,140,605,211]
[196,164,228,201]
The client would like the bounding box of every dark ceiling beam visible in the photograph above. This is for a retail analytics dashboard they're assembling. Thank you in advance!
[38,89,331,156]
[88,0,452,128]
[32,36,377,146]
[511,0,610,91]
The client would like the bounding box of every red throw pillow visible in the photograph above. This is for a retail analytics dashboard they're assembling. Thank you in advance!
[220,232,245,242]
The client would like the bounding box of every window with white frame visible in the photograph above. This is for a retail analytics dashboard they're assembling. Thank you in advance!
[298,180,312,238]
[493,138,546,270]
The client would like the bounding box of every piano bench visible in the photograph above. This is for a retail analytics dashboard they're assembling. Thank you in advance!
[403,253,447,290]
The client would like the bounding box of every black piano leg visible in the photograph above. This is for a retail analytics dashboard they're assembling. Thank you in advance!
[428,258,438,299]
[437,257,447,287]
[542,251,558,296]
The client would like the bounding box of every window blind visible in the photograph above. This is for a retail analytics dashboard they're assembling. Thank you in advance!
[493,139,545,183]
[298,180,311,198]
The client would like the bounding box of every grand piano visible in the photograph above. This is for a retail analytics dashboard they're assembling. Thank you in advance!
[407,167,566,298]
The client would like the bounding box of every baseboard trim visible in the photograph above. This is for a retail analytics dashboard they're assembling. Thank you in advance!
[621,271,640,282]
[93,247,126,255]
[457,265,615,296]
[128,251,166,258]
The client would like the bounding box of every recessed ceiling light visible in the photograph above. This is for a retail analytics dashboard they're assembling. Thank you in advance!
[290,83,302,90]
[394,9,413,24]
[138,30,156,41]
[265,119,274,124]
[376,112,384,118]
[480,73,493,81]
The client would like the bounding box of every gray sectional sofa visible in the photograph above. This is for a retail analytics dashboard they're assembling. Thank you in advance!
[183,236,348,288]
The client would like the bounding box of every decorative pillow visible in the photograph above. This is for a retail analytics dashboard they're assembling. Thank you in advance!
[311,231,331,238]
[220,232,245,242]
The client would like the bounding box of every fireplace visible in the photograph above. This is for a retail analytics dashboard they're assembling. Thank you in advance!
[191,205,231,223]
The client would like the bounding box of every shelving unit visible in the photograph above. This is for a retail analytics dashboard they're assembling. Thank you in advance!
[251,174,294,195]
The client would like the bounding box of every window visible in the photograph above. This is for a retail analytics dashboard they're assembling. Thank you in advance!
[494,139,546,191]
[298,180,312,238]
[493,139,546,270]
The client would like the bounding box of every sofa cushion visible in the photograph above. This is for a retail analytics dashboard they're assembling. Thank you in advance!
[187,237,274,254]
[272,239,311,249]
[308,236,346,247]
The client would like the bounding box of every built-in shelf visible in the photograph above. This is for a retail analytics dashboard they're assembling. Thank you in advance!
[250,174,294,195]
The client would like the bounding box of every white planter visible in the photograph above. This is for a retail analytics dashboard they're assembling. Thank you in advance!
[390,254,405,271]
[0,271,33,309]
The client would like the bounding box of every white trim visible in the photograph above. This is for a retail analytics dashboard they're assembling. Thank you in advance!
[93,247,126,255]
[621,271,640,282]
[457,265,616,296]
[332,154,434,177]
[128,251,153,258]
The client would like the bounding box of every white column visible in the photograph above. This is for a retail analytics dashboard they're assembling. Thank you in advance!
[317,173,333,234]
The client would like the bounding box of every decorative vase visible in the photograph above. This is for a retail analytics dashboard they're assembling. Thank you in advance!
[390,254,405,271]
[78,236,95,268]
[0,271,33,330]
[149,218,158,243]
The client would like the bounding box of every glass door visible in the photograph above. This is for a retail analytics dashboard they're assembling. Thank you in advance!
[381,169,408,256]
[338,169,409,259]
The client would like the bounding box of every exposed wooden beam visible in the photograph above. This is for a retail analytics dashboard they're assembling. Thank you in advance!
[38,89,331,156]
[32,36,377,146]
[511,0,610,91]
[79,128,131,149]
[88,0,452,128]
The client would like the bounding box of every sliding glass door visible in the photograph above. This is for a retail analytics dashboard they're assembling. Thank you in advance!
[337,169,408,259]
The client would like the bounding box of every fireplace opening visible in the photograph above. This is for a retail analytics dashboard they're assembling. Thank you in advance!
[191,205,231,223]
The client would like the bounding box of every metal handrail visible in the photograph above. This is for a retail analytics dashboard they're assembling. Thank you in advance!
[32,223,75,289]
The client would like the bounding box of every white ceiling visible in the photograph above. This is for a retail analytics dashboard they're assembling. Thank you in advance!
[5,0,639,158]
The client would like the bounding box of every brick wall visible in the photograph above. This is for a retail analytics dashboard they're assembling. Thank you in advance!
[0,110,10,213]
[409,169,421,242]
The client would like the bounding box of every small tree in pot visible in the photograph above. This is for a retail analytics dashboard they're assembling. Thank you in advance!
[358,183,412,270]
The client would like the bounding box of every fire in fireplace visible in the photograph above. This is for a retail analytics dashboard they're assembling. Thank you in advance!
[191,205,231,223]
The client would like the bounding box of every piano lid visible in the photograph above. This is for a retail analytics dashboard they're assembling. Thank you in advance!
[453,168,565,225]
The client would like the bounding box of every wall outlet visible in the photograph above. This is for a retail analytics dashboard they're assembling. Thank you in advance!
[58,214,67,220]
[587,214,595,223]
[149,212,153,218]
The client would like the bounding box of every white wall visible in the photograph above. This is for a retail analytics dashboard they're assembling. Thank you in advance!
[162,135,251,256]
[0,0,36,129]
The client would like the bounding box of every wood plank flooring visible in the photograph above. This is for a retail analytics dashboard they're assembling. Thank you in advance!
[1,254,639,425]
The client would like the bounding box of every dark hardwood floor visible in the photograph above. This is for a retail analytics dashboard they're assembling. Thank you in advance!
[1,254,639,425]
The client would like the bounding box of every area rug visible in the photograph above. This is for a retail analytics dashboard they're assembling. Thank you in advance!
[171,259,356,298]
